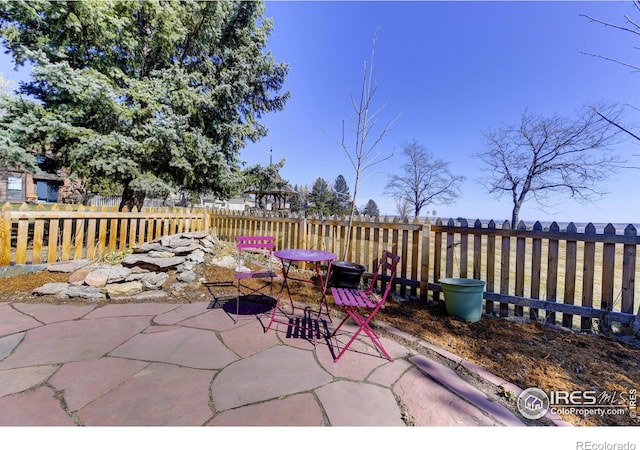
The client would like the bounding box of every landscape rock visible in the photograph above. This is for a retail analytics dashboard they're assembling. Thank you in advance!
[0,264,48,278]
[93,265,132,283]
[103,281,143,298]
[177,271,196,283]
[32,231,220,301]
[137,272,169,290]
[47,259,90,273]
[33,283,70,296]
[64,285,105,301]
[121,255,186,271]
[84,271,109,288]
[188,249,205,263]
[128,290,169,301]
[68,268,91,286]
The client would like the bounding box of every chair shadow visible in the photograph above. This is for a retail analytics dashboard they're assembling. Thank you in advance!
[207,294,276,323]
[324,327,390,362]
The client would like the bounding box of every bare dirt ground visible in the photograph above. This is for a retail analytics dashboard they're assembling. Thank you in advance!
[2,252,639,427]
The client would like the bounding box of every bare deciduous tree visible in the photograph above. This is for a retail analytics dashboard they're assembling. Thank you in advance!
[386,140,464,219]
[333,31,400,259]
[474,105,624,228]
[580,2,640,156]
[395,198,411,221]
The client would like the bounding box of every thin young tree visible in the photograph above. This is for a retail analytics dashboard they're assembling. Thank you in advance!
[336,31,400,260]
[474,105,624,228]
[386,140,464,219]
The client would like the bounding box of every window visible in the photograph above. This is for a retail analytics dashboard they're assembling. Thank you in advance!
[7,176,23,200]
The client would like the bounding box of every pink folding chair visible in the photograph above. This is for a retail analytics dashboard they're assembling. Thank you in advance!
[234,235,278,320]
[329,250,400,362]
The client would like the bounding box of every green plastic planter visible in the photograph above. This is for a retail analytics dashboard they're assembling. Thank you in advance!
[439,278,486,323]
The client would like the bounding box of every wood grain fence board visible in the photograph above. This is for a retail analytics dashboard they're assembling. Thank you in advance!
[73,216,85,260]
[410,226,420,298]
[622,225,637,315]
[445,218,455,278]
[15,211,29,264]
[459,219,469,278]
[32,216,44,264]
[47,206,60,263]
[420,222,430,302]
[581,224,596,331]
[400,227,409,297]
[98,213,108,256]
[500,221,511,317]
[473,220,482,280]
[0,204,11,266]
[562,224,578,328]
[108,215,118,253]
[515,221,526,317]
[530,221,543,320]
[601,224,616,316]
[129,217,138,248]
[433,222,443,303]
[86,209,97,261]
[485,220,496,314]
[546,222,560,324]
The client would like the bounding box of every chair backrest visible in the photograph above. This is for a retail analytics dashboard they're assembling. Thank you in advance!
[367,250,400,302]
[236,236,275,269]
[236,235,275,252]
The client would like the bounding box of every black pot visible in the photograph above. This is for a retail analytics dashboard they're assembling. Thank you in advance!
[330,261,366,289]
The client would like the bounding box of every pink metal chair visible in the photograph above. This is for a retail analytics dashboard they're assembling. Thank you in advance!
[329,250,400,362]
[233,235,278,320]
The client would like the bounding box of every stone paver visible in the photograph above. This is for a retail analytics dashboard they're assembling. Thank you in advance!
[110,325,238,369]
[0,386,76,426]
[48,357,149,411]
[0,304,42,336]
[0,316,150,369]
[0,332,23,360]
[0,364,59,397]
[12,303,95,323]
[77,362,214,426]
[208,393,325,426]
[393,367,496,426]
[316,380,405,426]
[211,345,333,411]
[0,300,544,427]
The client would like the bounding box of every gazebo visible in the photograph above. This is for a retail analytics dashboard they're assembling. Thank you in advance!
[244,184,296,211]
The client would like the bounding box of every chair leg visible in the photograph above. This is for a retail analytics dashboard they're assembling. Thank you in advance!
[332,308,393,362]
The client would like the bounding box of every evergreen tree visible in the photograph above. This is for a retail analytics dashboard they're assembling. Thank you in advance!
[0,0,289,210]
[307,177,333,215]
[331,174,352,215]
[362,199,380,217]
[289,184,308,213]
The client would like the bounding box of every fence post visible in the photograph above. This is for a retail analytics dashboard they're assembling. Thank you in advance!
[0,203,11,266]
[420,220,430,302]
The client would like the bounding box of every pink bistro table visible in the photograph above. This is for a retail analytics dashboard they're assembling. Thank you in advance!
[264,249,337,339]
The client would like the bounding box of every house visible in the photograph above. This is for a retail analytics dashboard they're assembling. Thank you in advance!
[0,155,66,203]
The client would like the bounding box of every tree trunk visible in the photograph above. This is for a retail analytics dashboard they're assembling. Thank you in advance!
[119,184,145,212]
[511,203,521,229]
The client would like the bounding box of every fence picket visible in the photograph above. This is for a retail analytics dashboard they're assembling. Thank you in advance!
[546,222,560,324]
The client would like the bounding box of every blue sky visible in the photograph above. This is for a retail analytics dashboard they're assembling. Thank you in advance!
[242,0,640,224]
[1,1,639,225]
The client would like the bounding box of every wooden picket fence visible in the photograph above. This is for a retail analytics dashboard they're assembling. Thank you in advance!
[210,209,640,333]
[1,204,638,333]
[0,202,210,266]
